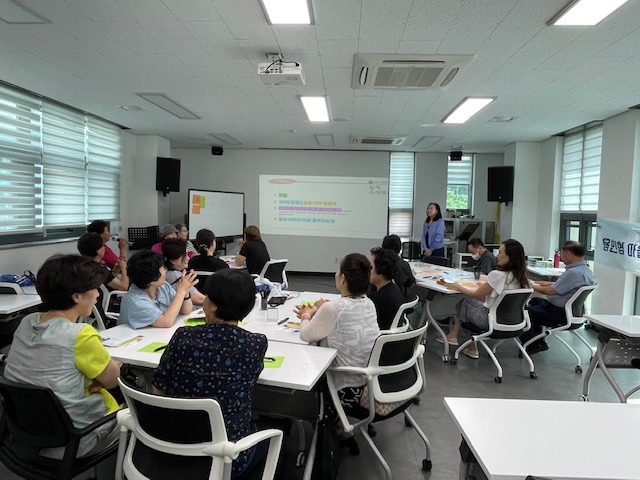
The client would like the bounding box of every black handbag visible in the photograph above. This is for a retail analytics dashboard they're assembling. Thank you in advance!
[311,381,341,480]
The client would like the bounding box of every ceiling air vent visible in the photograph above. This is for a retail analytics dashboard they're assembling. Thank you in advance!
[352,53,474,90]
[350,136,405,145]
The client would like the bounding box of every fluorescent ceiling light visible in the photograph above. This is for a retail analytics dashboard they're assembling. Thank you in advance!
[300,96,329,122]
[442,97,495,124]
[260,0,312,24]
[0,0,50,24]
[550,0,629,26]
[135,93,200,120]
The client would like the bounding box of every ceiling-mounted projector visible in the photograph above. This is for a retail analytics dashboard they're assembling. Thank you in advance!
[258,62,305,86]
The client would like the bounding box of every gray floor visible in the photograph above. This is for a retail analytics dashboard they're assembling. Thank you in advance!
[1,273,638,480]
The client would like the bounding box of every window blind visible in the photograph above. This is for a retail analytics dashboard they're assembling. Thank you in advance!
[0,82,122,241]
[447,154,473,211]
[388,152,414,237]
[0,85,43,234]
[447,155,473,184]
[561,125,602,212]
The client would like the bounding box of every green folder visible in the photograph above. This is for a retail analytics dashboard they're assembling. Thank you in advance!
[139,342,167,353]
[263,356,284,368]
[184,317,206,326]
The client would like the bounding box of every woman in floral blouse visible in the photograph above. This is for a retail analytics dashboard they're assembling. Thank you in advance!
[152,269,267,478]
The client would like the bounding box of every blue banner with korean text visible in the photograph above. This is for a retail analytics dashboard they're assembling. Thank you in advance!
[595,218,640,274]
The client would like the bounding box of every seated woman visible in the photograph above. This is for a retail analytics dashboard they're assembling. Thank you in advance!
[235,225,270,274]
[381,234,416,299]
[441,239,529,359]
[188,228,230,273]
[295,254,380,434]
[150,224,178,255]
[368,247,405,330]
[118,250,197,329]
[176,223,198,258]
[152,269,268,479]
[4,255,121,458]
[162,238,206,306]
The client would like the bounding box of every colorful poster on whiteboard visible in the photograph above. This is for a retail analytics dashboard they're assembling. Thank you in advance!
[259,175,389,239]
[595,218,640,274]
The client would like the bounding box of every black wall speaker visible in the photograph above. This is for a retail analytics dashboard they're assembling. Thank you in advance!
[211,146,224,155]
[156,157,181,194]
[487,166,514,203]
[449,150,463,161]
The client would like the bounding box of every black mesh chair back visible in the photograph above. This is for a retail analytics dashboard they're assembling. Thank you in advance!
[0,283,21,294]
[401,241,421,260]
[424,256,451,268]
[567,285,597,321]
[0,375,118,480]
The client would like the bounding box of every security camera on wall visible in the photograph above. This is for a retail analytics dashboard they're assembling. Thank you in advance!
[211,145,224,155]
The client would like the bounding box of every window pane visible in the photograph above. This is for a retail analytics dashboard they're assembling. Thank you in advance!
[389,152,414,237]
[561,126,601,212]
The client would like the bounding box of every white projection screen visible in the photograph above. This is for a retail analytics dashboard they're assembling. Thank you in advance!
[259,175,389,239]
[188,190,244,238]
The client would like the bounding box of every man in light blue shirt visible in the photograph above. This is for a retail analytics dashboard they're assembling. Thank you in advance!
[520,241,595,354]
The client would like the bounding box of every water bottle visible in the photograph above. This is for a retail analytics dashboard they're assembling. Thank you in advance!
[553,250,560,268]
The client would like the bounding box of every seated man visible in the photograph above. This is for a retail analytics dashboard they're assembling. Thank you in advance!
[119,250,197,329]
[368,247,405,330]
[381,234,416,299]
[87,219,127,269]
[520,241,595,354]
[467,238,497,274]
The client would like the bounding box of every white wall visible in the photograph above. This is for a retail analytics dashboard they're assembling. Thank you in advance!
[170,148,389,272]
[535,137,563,258]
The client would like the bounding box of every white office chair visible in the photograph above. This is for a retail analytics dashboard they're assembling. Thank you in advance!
[522,284,597,373]
[0,282,23,295]
[254,259,288,290]
[383,295,419,333]
[326,324,431,480]
[79,305,107,332]
[115,379,283,480]
[451,288,536,383]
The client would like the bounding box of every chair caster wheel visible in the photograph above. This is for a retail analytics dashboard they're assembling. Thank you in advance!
[412,397,420,405]
[422,459,432,471]
[494,376,502,383]
[575,365,582,373]
[442,354,449,362]
[450,358,457,365]
[579,394,588,402]
[296,451,305,467]
[368,424,377,437]
[530,372,538,379]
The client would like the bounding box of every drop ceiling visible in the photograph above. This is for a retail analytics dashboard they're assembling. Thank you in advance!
[1,0,639,153]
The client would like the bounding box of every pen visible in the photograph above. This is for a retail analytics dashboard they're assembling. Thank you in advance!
[264,357,276,362]
[277,317,290,325]
[153,344,167,352]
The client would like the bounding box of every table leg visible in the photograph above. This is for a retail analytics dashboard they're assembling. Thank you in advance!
[581,330,629,403]
[424,292,461,362]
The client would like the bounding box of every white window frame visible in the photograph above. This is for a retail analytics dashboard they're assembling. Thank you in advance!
[446,154,474,214]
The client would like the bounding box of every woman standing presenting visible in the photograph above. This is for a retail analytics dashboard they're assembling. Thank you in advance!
[421,202,445,258]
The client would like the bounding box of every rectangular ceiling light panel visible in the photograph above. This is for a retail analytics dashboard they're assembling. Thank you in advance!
[300,96,329,122]
[442,97,495,124]
[260,0,312,24]
[551,0,629,25]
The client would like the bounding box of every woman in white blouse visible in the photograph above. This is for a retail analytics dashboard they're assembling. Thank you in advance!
[295,253,380,433]
[441,239,529,359]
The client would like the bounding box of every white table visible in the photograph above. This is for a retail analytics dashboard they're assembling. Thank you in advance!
[581,314,640,403]
[0,294,42,316]
[409,262,482,361]
[527,265,565,280]
[243,291,340,344]
[445,397,640,480]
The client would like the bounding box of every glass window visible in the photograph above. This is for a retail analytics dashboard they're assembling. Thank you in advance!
[0,83,121,245]
[447,154,473,212]
[561,125,602,212]
[388,152,414,238]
